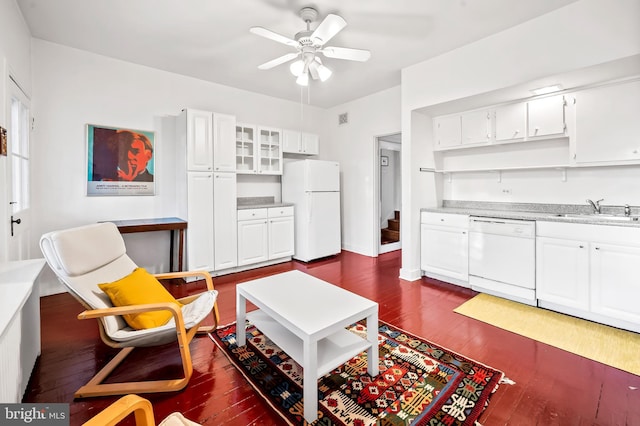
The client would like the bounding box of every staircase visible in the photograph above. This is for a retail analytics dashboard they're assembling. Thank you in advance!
[381,210,400,245]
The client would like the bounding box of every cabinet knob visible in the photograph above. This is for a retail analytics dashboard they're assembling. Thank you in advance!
[595,247,600,250]
[579,245,584,249]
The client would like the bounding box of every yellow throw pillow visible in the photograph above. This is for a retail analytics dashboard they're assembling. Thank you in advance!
[98,267,183,330]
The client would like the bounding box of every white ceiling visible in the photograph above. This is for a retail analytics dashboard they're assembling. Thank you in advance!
[17,0,580,108]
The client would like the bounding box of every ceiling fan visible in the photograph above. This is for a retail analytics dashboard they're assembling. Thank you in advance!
[250,7,371,86]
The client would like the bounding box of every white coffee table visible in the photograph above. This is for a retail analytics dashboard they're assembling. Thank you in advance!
[236,270,379,423]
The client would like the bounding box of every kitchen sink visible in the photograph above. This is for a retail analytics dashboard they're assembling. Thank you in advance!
[553,213,639,222]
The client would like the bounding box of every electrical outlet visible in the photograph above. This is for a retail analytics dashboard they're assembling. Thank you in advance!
[502,189,512,194]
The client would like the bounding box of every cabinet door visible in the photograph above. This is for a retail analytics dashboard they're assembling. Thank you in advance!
[536,236,589,310]
[433,115,461,150]
[495,102,526,142]
[527,94,566,138]
[574,80,640,163]
[235,123,257,173]
[237,219,269,265]
[420,224,468,282]
[301,133,319,155]
[257,127,282,175]
[590,242,640,324]
[213,113,236,172]
[186,172,214,270]
[282,129,301,153]
[186,110,213,171]
[213,172,237,270]
[268,216,294,259]
[460,110,491,145]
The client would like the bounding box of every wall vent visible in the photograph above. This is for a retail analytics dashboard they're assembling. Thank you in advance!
[338,112,348,125]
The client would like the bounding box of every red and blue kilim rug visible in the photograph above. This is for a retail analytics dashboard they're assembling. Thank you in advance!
[211,320,505,425]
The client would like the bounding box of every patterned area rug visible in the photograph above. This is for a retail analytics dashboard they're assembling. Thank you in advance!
[211,320,505,425]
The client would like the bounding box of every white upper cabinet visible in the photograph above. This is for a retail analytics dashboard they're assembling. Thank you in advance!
[257,126,283,175]
[433,115,462,150]
[460,110,491,145]
[282,130,320,155]
[494,102,526,142]
[573,79,640,164]
[186,109,213,171]
[527,94,566,138]
[212,113,237,172]
[235,123,257,173]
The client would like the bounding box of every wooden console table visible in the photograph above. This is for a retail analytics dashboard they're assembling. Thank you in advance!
[108,217,187,272]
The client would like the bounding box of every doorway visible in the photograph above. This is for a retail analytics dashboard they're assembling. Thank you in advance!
[2,76,32,261]
[376,133,401,254]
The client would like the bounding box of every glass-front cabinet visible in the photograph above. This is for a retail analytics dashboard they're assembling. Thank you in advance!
[235,124,256,173]
[258,126,282,175]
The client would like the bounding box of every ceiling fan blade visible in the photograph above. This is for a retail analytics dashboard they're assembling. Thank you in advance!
[321,46,371,62]
[250,26,299,47]
[310,14,346,45]
[258,52,299,70]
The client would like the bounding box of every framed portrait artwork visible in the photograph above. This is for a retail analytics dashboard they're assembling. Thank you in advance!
[86,124,155,196]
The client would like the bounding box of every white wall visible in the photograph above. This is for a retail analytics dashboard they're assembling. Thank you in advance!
[0,0,32,262]
[324,86,401,257]
[400,0,640,280]
[30,39,327,294]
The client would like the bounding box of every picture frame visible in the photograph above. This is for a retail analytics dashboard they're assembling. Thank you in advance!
[381,155,389,166]
[86,124,155,196]
[0,126,7,156]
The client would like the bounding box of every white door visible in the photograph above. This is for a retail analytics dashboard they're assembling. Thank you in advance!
[212,113,236,172]
[460,110,491,145]
[590,242,640,324]
[237,219,268,265]
[305,160,340,192]
[420,224,469,282]
[186,172,214,271]
[536,236,590,310]
[213,172,237,270]
[268,216,294,259]
[305,191,341,260]
[527,95,566,138]
[4,79,31,261]
[186,109,213,172]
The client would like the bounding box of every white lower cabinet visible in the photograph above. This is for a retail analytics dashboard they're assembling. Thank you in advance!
[420,212,469,285]
[185,172,237,272]
[536,221,640,332]
[238,206,294,266]
[536,236,589,311]
[186,172,215,271]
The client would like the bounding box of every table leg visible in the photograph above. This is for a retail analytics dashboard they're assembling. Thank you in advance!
[169,230,175,272]
[236,293,247,346]
[366,311,379,377]
[303,339,318,423]
[178,229,185,272]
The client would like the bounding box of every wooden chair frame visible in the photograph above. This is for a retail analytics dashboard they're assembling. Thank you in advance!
[72,270,219,398]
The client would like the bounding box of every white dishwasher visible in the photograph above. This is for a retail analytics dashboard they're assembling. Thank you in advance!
[468,217,537,306]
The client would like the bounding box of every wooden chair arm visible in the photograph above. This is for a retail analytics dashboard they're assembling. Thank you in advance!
[77,303,187,333]
[153,270,214,291]
[82,394,155,426]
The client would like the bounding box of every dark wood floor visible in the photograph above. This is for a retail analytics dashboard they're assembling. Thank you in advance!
[24,250,640,425]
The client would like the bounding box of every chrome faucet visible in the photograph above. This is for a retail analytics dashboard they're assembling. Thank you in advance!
[586,198,604,214]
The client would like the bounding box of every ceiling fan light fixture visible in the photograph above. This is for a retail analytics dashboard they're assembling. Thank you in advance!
[296,72,309,86]
[290,59,304,77]
[317,64,332,82]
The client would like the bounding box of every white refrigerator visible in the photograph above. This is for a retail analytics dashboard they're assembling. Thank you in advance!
[282,160,341,262]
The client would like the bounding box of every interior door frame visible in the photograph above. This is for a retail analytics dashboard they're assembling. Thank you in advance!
[372,132,402,256]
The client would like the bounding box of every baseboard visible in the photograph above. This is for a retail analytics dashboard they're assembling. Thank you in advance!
[399,267,422,281]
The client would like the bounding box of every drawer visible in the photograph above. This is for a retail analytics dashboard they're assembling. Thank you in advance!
[268,206,294,218]
[421,211,469,228]
[237,208,268,221]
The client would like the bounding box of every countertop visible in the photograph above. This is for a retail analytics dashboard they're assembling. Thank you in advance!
[237,202,294,210]
[0,259,46,335]
[421,202,640,228]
